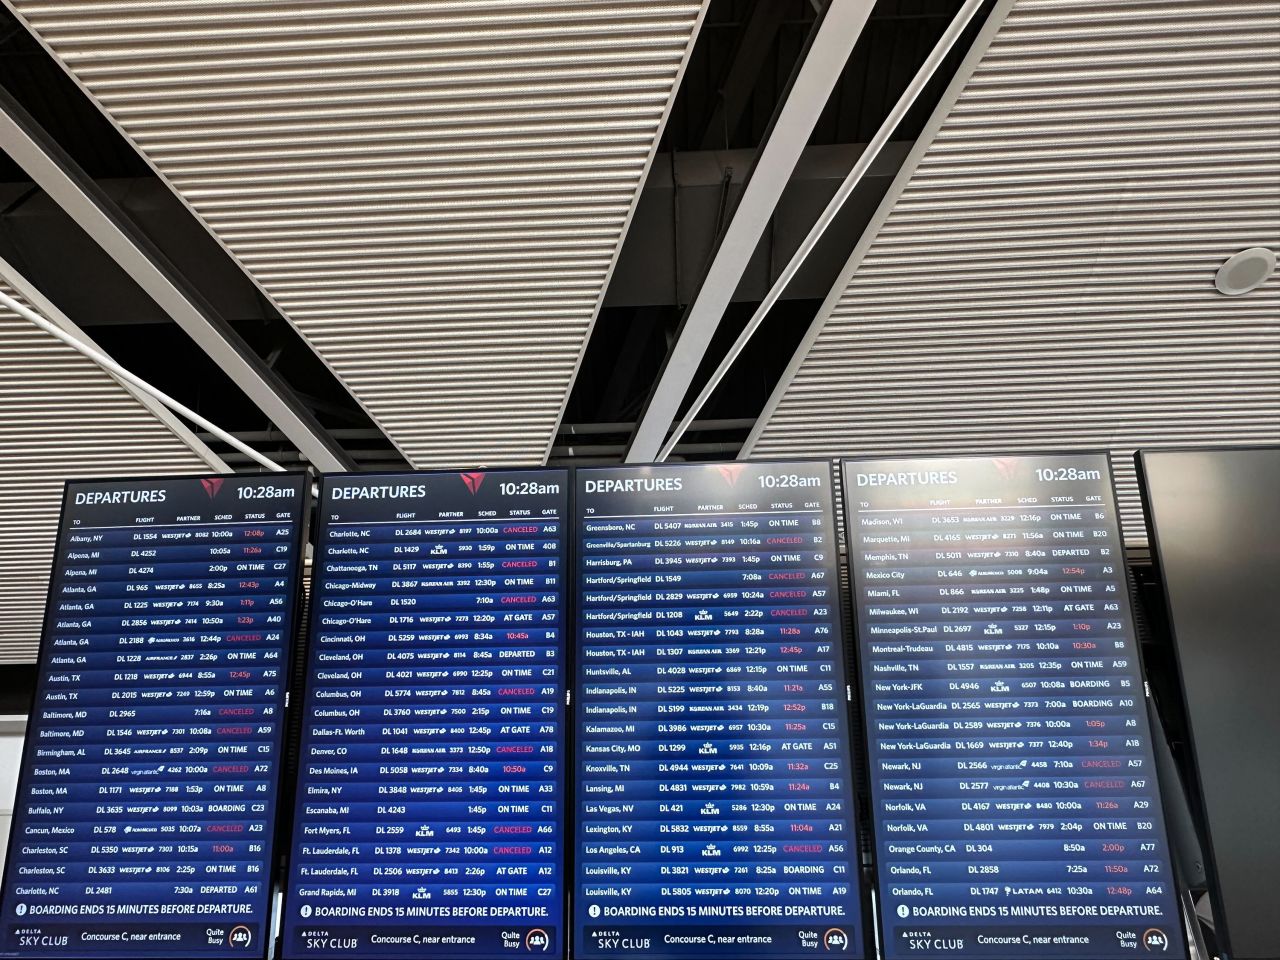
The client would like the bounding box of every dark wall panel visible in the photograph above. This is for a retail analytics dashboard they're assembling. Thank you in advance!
[1139,448,1280,960]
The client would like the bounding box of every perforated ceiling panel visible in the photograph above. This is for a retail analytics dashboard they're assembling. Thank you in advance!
[746,0,1280,544]
[7,0,706,468]
[0,282,223,663]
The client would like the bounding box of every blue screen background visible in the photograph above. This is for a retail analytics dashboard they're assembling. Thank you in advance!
[0,474,308,959]
[573,461,866,960]
[282,470,569,959]
[844,455,1186,960]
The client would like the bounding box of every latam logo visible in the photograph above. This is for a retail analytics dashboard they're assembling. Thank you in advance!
[717,463,745,487]
[461,472,485,494]
[200,477,225,499]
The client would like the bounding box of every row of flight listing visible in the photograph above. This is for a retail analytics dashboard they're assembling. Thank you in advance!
[0,455,1189,960]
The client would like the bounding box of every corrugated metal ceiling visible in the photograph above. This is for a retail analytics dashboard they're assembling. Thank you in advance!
[746,0,1280,544]
[0,278,224,663]
[7,0,706,468]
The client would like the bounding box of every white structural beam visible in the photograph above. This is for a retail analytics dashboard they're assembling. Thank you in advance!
[0,255,228,474]
[0,95,351,472]
[626,0,876,462]
[6,0,705,471]
[0,267,290,472]
[657,0,988,461]
[741,0,1280,546]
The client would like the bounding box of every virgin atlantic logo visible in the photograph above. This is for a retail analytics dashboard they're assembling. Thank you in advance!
[717,464,745,487]
[200,477,225,499]
[461,472,485,495]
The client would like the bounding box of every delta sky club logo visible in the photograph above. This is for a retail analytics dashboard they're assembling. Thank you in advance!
[200,477,225,499]
[460,472,485,494]
[717,463,745,487]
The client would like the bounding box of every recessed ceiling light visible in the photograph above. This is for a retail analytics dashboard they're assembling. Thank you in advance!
[1215,246,1276,296]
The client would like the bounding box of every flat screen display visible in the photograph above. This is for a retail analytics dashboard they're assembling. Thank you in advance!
[1139,447,1280,960]
[574,461,865,959]
[281,470,569,959]
[844,454,1185,959]
[0,473,310,959]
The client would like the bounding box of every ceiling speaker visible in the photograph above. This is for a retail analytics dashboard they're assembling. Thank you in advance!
[1215,246,1277,296]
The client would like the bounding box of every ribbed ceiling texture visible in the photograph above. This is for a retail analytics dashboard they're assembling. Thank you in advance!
[747,0,1280,544]
[8,0,705,468]
[0,286,221,663]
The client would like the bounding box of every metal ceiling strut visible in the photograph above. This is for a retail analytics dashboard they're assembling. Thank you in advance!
[657,0,989,461]
[0,87,352,471]
[626,0,878,463]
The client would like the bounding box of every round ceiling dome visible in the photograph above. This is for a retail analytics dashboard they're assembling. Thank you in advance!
[1215,246,1277,296]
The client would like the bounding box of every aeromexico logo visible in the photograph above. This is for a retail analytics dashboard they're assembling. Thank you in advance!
[200,477,225,499]
[717,464,745,487]
[461,472,485,495]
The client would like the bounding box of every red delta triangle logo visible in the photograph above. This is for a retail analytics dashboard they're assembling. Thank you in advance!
[717,464,745,487]
[461,472,485,495]
[200,477,225,499]
[991,458,1022,481]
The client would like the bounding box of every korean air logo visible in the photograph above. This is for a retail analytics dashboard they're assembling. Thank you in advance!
[717,463,745,487]
[200,477,225,499]
[461,471,486,495]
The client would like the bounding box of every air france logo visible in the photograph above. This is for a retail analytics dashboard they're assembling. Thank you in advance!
[461,472,486,495]
[200,477,225,499]
[717,463,745,487]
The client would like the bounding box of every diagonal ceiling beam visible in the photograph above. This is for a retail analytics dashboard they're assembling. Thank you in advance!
[698,0,790,151]
[7,0,706,472]
[626,0,876,462]
[0,87,352,472]
[0,253,228,473]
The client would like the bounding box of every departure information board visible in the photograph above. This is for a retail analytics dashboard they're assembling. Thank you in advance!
[843,455,1185,959]
[0,472,310,959]
[574,461,865,959]
[282,470,569,959]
